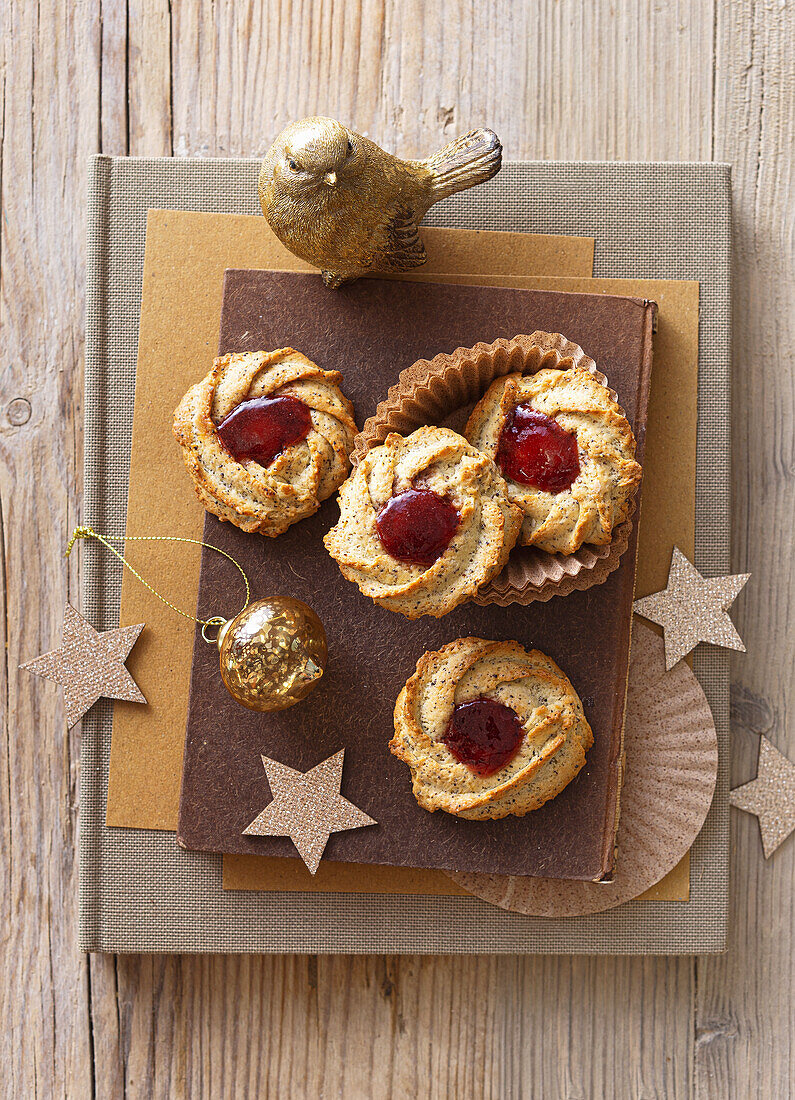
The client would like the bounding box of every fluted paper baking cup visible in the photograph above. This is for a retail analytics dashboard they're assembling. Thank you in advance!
[446,622,718,916]
[352,332,638,605]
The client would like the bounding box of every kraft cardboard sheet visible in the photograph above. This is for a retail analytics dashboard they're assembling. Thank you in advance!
[109,210,696,902]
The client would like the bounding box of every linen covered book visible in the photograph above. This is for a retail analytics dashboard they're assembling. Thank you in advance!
[81,155,731,954]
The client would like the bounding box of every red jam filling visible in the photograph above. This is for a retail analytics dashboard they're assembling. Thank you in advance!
[216,394,312,467]
[376,488,460,566]
[495,404,580,493]
[442,697,525,776]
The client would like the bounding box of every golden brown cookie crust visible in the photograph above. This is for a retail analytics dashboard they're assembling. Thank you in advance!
[390,637,593,818]
[465,366,641,555]
[323,426,522,619]
[173,349,358,536]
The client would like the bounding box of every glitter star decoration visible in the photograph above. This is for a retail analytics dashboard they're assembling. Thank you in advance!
[633,546,750,670]
[243,749,376,873]
[730,736,795,858]
[20,603,146,728]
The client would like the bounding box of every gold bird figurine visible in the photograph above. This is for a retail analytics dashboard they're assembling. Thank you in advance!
[259,117,502,287]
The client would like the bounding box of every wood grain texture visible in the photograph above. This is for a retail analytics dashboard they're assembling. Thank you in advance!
[696,3,795,1098]
[1,0,791,1097]
[1,0,97,1097]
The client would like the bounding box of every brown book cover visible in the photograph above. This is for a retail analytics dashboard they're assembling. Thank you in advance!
[177,271,654,881]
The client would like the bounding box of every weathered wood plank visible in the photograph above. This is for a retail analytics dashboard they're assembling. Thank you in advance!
[128,0,173,157]
[99,954,694,1099]
[100,0,129,155]
[169,0,714,161]
[0,0,101,1097]
[696,2,795,1098]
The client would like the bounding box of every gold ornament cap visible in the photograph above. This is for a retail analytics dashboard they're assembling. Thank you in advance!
[217,596,327,712]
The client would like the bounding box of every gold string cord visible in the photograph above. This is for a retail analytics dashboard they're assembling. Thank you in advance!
[65,526,250,637]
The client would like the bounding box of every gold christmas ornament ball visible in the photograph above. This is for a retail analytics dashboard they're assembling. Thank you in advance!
[216,597,327,711]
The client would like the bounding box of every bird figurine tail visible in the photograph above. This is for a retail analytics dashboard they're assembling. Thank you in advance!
[423,128,502,201]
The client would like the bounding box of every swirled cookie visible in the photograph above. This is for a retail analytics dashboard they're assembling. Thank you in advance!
[390,637,593,819]
[323,427,522,618]
[174,349,358,536]
[465,366,641,554]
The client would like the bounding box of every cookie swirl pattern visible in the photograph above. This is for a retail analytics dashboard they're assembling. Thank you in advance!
[465,366,641,555]
[174,349,357,536]
[323,426,522,618]
[391,637,594,819]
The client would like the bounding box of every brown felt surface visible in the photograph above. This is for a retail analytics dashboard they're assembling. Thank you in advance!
[225,271,698,901]
[176,273,654,881]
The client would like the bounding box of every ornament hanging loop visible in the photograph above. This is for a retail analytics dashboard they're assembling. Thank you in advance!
[201,617,228,644]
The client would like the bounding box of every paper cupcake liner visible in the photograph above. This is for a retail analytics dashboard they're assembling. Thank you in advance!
[352,332,637,605]
[446,622,718,916]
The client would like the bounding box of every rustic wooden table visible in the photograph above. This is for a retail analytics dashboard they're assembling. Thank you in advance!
[3,2,793,1096]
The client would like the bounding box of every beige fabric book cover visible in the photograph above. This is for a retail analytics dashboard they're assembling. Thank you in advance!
[81,156,730,954]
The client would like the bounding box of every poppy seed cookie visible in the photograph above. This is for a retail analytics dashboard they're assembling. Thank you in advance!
[465,365,641,555]
[174,349,357,537]
[323,426,522,618]
[391,637,593,818]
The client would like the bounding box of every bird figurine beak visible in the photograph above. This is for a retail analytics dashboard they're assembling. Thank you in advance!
[323,171,337,187]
